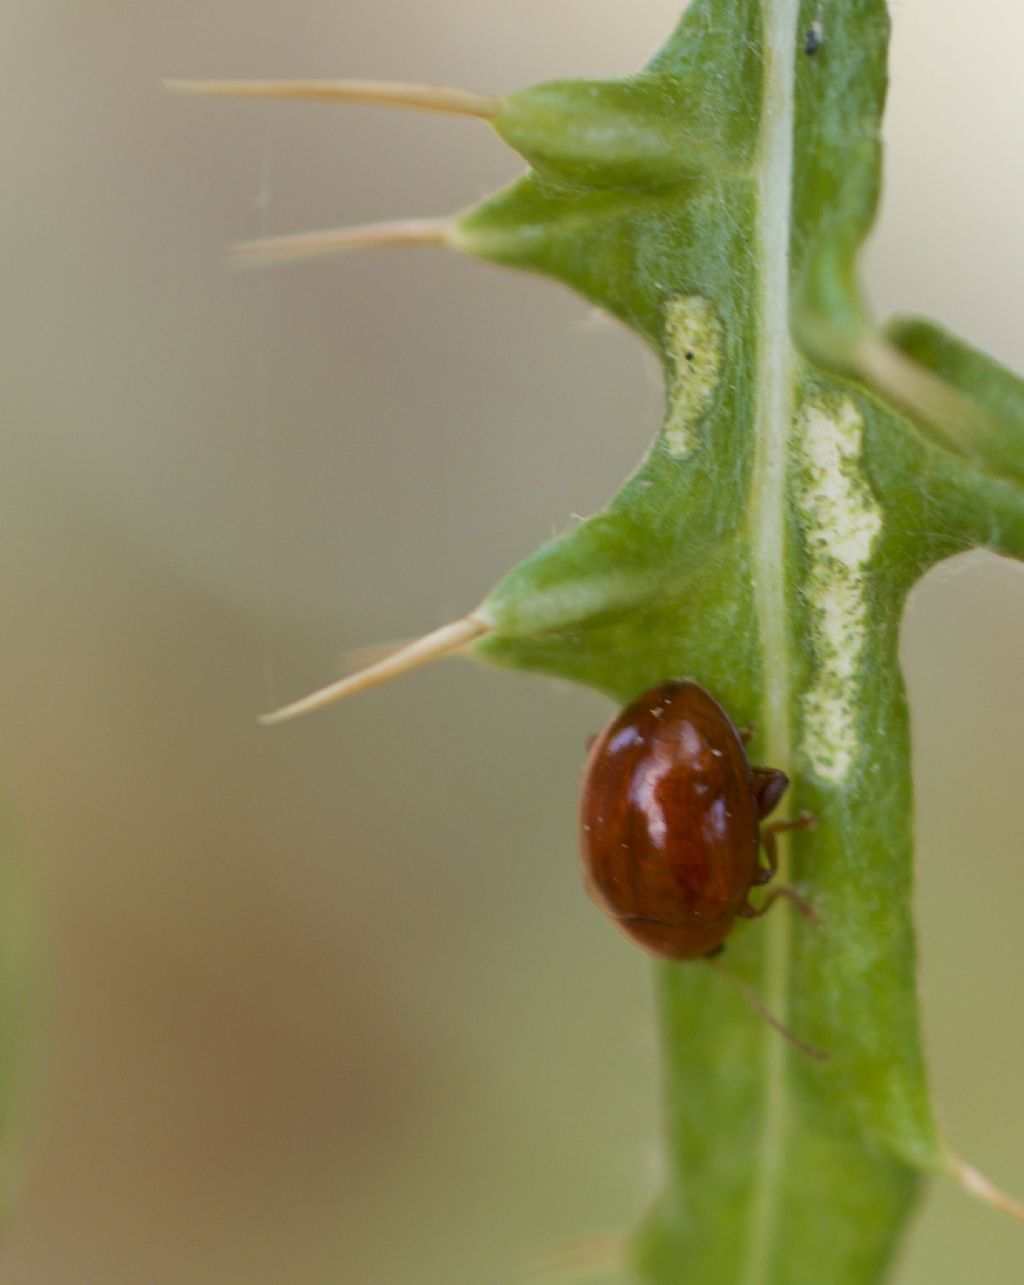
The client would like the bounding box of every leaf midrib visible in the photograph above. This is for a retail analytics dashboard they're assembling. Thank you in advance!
[744,0,799,1281]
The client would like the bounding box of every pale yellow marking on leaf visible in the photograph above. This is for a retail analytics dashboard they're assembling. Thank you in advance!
[796,394,883,783]
[661,296,725,457]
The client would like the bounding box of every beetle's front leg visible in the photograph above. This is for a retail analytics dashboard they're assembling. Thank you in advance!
[754,810,816,884]
[739,884,819,925]
[748,812,818,916]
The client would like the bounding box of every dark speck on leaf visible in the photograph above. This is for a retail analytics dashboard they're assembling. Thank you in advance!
[805,24,823,56]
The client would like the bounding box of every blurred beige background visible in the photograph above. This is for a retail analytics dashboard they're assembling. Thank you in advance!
[2,1,1023,1282]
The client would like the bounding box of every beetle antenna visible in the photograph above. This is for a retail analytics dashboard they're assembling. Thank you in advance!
[260,613,489,725]
[705,956,830,1062]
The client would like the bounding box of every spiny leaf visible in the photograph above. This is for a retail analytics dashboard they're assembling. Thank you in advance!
[449,2,1024,1281]
[176,2,1024,1281]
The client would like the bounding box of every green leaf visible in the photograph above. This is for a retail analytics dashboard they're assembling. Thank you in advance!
[440,1,1024,1281]
[193,2,1024,1279]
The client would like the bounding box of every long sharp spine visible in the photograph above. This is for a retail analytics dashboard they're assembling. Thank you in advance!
[261,615,490,725]
[231,217,454,267]
[162,77,500,120]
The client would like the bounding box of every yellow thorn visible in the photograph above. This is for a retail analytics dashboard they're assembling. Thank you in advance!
[337,638,412,672]
[260,615,490,725]
[952,1157,1024,1223]
[230,216,453,267]
[162,77,501,120]
[512,1232,624,1282]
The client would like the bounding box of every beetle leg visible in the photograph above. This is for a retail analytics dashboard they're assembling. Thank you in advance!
[762,810,817,837]
[755,826,779,883]
[761,809,817,852]
[738,724,755,745]
[754,811,816,885]
[739,885,819,925]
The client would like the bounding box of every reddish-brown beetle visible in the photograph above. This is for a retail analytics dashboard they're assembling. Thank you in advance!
[580,679,814,962]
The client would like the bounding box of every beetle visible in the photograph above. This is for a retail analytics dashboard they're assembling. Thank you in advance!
[579,680,814,961]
